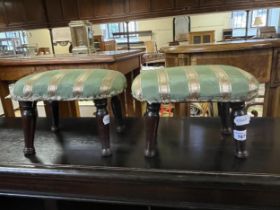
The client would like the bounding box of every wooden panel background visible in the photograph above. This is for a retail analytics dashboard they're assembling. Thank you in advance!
[0,0,280,30]
[77,0,95,19]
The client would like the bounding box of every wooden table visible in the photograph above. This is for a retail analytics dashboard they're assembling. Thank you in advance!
[0,117,280,209]
[0,50,143,117]
[161,39,280,117]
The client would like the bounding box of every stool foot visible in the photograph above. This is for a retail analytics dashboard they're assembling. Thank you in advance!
[145,103,160,158]
[145,148,157,158]
[24,147,36,156]
[221,127,232,135]
[102,148,112,157]
[51,126,59,132]
[19,101,37,157]
[95,99,111,156]
[116,124,125,133]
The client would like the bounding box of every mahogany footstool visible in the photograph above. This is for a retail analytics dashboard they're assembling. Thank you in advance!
[11,69,127,157]
[132,65,259,158]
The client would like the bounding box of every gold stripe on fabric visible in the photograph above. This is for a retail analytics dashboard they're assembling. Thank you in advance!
[48,73,66,97]
[100,71,118,96]
[23,72,45,98]
[184,66,200,99]
[157,70,170,101]
[210,65,232,99]
[73,70,93,97]
[133,76,143,100]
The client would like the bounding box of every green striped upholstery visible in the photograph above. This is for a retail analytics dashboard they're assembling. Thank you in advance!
[132,65,259,103]
[11,69,127,101]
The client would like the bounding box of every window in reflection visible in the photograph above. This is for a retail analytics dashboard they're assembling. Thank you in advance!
[101,21,137,39]
[251,9,268,27]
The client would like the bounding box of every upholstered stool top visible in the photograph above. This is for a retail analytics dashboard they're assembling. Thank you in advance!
[11,69,127,101]
[132,65,259,103]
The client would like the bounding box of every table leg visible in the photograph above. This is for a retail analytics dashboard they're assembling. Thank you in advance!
[59,101,80,118]
[125,73,134,117]
[0,81,15,117]
[264,84,280,117]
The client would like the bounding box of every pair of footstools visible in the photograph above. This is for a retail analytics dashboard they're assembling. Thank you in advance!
[11,65,259,159]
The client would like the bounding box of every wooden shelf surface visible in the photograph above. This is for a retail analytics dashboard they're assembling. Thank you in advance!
[0,117,279,209]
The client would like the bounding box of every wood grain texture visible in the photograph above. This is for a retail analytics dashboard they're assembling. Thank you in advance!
[0,117,279,209]
[1,0,280,30]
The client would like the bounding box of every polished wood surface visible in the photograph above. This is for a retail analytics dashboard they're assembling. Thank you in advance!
[0,117,279,209]
[161,39,280,117]
[0,50,143,117]
[0,0,280,30]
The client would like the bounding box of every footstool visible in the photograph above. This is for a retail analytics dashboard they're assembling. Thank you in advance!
[11,69,127,157]
[132,65,259,158]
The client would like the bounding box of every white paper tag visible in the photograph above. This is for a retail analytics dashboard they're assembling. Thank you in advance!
[103,115,110,125]
[233,130,247,141]
[234,115,250,126]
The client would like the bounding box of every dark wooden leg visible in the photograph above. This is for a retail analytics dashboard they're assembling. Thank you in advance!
[231,102,249,159]
[111,95,125,133]
[19,101,37,156]
[218,102,231,135]
[94,99,111,157]
[47,101,59,132]
[145,103,160,158]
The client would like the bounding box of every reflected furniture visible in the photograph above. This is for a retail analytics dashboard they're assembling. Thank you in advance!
[11,69,126,157]
[0,50,143,118]
[69,20,95,54]
[142,40,165,66]
[188,30,215,44]
[161,39,280,117]
[132,65,259,158]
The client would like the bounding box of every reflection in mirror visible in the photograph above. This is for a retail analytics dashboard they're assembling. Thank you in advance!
[0,7,279,56]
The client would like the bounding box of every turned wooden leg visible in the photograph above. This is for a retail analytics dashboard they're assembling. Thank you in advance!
[231,102,250,159]
[46,101,59,132]
[19,101,37,156]
[94,99,111,157]
[145,103,160,158]
[111,95,125,133]
[218,102,231,135]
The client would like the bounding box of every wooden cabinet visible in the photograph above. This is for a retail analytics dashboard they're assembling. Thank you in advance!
[77,0,95,19]
[0,0,280,31]
[199,0,224,7]
[0,1,6,29]
[94,1,114,17]
[175,0,199,10]
[151,0,174,11]
[23,0,46,26]
[44,0,64,25]
[128,0,150,14]
[188,30,215,44]
[61,0,79,20]
[1,0,47,29]
[3,0,25,27]
[45,0,79,27]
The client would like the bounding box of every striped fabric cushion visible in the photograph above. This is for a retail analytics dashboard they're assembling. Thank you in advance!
[11,69,127,101]
[131,65,259,103]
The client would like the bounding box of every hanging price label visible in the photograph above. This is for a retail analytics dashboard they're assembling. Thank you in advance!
[233,130,247,141]
[234,115,250,126]
[103,114,110,125]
